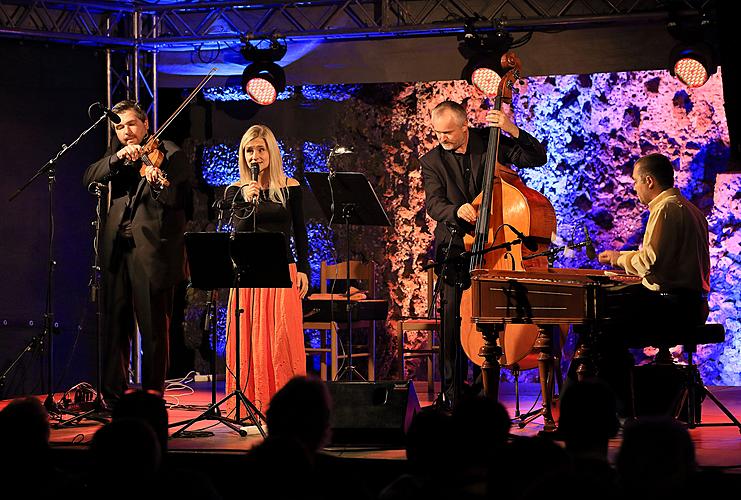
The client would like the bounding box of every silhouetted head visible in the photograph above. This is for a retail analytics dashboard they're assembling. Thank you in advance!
[616,416,696,495]
[266,376,331,453]
[0,396,50,467]
[405,405,456,473]
[91,418,162,482]
[113,389,169,452]
[452,395,512,465]
[558,379,620,453]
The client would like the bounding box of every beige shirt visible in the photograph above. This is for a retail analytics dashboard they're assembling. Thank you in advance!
[616,188,710,293]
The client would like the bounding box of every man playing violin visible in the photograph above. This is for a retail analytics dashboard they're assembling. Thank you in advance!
[83,100,193,407]
[420,100,547,407]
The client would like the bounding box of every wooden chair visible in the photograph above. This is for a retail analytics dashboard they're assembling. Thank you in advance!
[397,267,440,394]
[304,260,377,381]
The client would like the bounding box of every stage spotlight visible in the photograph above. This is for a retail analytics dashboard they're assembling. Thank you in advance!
[458,25,513,95]
[666,13,717,88]
[669,42,716,88]
[240,37,287,105]
[242,61,286,105]
[462,56,503,95]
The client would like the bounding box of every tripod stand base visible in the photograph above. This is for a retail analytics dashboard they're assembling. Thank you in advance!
[676,364,741,432]
[334,364,366,382]
[53,396,111,428]
[170,389,266,438]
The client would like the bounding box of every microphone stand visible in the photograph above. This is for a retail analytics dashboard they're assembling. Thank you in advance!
[55,182,111,426]
[7,112,109,417]
[522,239,592,267]
[423,227,527,409]
[425,226,461,410]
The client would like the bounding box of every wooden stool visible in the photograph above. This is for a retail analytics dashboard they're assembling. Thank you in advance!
[631,323,740,432]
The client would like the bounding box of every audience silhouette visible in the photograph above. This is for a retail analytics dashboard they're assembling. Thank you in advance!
[5,372,738,500]
[89,418,162,499]
[552,378,622,499]
[616,416,697,498]
[88,389,221,499]
[0,397,74,499]
[265,375,332,457]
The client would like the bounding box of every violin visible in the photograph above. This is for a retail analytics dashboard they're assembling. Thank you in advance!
[137,135,169,187]
[132,67,218,188]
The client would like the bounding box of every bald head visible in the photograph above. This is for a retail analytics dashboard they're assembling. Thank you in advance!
[431,101,469,152]
[431,101,467,127]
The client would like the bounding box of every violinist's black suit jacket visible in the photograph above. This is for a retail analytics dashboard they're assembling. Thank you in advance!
[83,138,192,399]
[84,139,191,291]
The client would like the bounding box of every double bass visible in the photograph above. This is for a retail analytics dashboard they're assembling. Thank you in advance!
[459,52,560,371]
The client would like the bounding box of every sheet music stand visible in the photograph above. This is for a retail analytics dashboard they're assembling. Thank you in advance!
[306,172,390,381]
[171,231,291,438]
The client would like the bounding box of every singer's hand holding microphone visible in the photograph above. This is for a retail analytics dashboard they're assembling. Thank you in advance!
[241,182,261,204]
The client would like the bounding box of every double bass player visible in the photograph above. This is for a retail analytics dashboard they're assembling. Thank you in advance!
[420,100,548,407]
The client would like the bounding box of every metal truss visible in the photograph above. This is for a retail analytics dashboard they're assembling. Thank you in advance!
[0,0,713,134]
[0,1,714,49]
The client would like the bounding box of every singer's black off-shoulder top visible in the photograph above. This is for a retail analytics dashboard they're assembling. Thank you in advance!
[222,184,310,276]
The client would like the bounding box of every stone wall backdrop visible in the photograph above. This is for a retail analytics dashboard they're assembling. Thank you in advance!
[186,68,738,385]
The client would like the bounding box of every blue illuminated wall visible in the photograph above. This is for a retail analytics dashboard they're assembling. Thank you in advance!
[191,71,739,385]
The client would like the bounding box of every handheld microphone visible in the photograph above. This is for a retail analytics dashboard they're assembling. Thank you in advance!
[249,162,260,204]
[583,224,596,260]
[506,224,539,252]
[91,102,121,124]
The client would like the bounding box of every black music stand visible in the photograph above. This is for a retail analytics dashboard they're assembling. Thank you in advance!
[306,172,391,381]
[171,231,291,438]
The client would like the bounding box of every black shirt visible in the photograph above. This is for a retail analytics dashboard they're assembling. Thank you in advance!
[222,184,310,276]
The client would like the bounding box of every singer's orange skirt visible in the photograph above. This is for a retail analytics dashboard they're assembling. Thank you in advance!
[225,263,306,417]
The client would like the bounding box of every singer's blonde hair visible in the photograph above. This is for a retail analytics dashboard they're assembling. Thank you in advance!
[237,124,289,206]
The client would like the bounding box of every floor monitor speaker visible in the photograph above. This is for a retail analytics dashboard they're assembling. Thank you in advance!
[326,380,420,446]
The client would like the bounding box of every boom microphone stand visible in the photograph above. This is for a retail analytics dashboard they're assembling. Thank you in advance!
[8,107,111,417]
[55,181,111,426]
[423,230,532,409]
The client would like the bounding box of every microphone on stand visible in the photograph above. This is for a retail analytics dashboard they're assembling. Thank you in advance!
[505,223,539,252]
[249,162,260,205]
[90,102,122,124]
[583,223,596,260]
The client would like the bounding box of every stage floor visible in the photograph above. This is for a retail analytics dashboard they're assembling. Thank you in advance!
[4,381,740,471]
